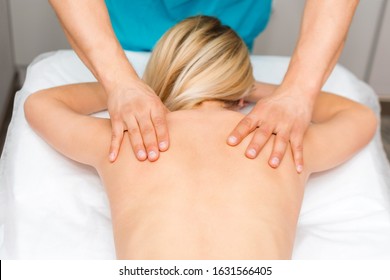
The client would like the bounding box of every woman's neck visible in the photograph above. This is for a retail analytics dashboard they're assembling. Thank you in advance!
[194,100,227,111]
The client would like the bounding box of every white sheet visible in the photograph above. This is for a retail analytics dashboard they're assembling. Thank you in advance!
[1,50,390,259]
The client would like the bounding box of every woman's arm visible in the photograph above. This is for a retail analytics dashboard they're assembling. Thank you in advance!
[303,92,377,174]
[49,0,169,162]
[24,83,111,166]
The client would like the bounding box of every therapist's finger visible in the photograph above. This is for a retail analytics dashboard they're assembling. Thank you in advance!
[109,119,125,162]
[125,116,147,161]
[291,133,304,173]
[268,131,289,168]
[138,114,159,162]
[227,115,258,146]
[151,108,170,152]
[245,124,273,159]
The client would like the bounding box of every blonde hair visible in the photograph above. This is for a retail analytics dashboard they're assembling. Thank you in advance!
[143,16,254,111]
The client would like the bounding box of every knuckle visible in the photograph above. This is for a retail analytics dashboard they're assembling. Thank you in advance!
[111,132,121,141]
[293,143,304,153]
[239,117,255,130]
[120,104,131,114]
[111,114,123,122]
[128,126,140,136]
[275,141,288,152]
[259,125,271,137]
[134,109,149,120]
[292,124,307,135]
[291,126,304,135]
[152,116,166,127]
[141,126,154,135]
[277,133,289,143]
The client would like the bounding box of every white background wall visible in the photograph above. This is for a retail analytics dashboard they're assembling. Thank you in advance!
[253,0,386,81]
[368,1,390,99]
[9,0,69,66]
[7,0,390,97]
[0,0,15,124]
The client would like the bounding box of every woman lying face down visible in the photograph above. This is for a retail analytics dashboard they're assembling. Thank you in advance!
[24,16,377,259]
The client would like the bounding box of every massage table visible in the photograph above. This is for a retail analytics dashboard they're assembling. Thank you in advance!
[1,50,390,259]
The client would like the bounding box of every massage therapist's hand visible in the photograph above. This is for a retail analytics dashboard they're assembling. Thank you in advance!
[108,78,169,162]
[227,84,313,173]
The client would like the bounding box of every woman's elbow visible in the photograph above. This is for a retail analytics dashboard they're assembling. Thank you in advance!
[363,106,379,143]
[24,92,43,126]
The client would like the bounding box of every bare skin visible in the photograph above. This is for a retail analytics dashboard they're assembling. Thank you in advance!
[24,83,376,259]
[102,109,303,259]
[49,0,359,169]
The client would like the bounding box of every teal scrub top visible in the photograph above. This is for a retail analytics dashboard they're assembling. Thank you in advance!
[105,0,272,52]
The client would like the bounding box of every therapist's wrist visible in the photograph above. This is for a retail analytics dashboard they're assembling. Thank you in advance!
[281,70,322,101]
[88,42,139,94]
[99,61,140,95]
[276,79,319,112]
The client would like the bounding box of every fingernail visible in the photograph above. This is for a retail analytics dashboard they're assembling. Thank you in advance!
[137,150,147,160]
[109,152,115,161]
[297,165,303,173]
[271,157,280,167]
[228,136,237,145]
[148,150,157,160]
[159,141,168,151]
[247,148,257,158]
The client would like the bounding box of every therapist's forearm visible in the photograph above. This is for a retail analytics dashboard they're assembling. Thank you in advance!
[251,41,344,102]
[49,0,139,92]
[282,0,359,98]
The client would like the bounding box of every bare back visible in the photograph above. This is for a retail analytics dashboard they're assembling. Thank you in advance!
[96,109,306,259]
[25,84,376,260]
